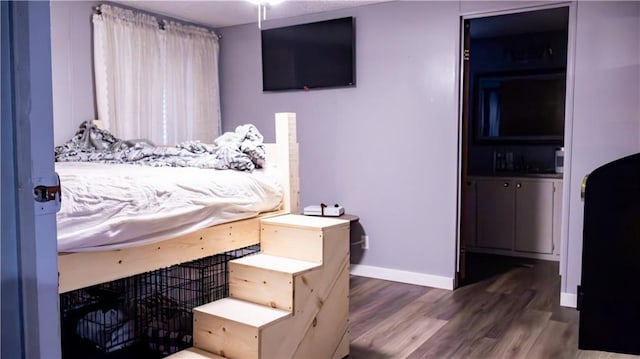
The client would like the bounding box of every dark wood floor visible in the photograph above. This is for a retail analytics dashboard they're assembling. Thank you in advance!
[348,253,638,359]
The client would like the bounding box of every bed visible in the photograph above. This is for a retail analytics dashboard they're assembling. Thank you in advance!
[58,112,299,293]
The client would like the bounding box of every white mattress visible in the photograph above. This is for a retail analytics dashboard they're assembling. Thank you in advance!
[56,162,283,252]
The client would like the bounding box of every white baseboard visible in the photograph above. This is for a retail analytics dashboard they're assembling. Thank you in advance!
[560,292,577,308]
[350,264,455,290]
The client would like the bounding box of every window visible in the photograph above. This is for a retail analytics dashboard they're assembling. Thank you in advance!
[93,5,220,145]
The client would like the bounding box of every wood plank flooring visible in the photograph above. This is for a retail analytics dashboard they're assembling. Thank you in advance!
[348,254,639,359]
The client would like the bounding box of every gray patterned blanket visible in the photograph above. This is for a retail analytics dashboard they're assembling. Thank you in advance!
[54,121,266,171]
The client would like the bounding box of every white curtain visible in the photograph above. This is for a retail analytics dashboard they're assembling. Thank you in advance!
[93,5,220,145]
[163,21,220,144]
[93,5,164,141]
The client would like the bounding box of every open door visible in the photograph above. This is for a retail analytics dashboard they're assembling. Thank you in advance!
[457,19,471,285]
[2,2,61,357]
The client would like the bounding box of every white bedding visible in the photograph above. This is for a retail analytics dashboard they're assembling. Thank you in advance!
[56,162,283,252]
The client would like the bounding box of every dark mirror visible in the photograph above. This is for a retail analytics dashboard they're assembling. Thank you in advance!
[475,70,566,144]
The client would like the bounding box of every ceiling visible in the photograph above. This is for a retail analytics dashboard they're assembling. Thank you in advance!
[112,0,386,28]
[110,1,568,37]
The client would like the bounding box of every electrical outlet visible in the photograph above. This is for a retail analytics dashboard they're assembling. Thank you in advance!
[361,235,369,250]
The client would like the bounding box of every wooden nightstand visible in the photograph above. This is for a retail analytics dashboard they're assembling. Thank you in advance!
[338,214,359,223]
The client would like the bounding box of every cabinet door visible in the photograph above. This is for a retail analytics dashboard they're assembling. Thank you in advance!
[552,180,563,256]
[461,179,477,248]
[514,180,554,254]
[476,180,514,250]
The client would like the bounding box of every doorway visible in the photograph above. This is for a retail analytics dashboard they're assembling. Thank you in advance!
[458,6,570,286]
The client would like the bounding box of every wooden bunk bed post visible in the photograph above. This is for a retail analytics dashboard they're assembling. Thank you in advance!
[58,113,299,293]
[274,112,300,214]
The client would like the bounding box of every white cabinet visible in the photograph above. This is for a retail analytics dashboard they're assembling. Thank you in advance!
[476,179,515,250]
[467,176,562,259]
[514,180,554,254]
[461,179,477,248]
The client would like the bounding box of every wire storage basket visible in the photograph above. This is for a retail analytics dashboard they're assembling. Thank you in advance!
[60,244,260,358]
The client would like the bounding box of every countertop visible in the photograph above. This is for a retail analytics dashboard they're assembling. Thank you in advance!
[469,172,564,179]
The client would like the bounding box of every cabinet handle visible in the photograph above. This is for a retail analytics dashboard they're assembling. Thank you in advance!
[503,182,509,188]
[516,183,522,188]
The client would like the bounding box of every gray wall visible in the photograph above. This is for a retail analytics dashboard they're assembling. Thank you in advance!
[49,0,640,298]
[219,0,640,291]
[563,1,640,297]
[218,1,461,280]
[50,0,99,146]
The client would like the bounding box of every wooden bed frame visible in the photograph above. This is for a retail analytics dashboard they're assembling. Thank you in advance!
[58,113,300,293]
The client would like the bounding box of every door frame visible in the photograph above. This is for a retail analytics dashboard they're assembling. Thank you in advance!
[455,1,577,297]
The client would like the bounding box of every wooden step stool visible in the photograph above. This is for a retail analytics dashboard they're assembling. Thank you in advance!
[173,214,350,359]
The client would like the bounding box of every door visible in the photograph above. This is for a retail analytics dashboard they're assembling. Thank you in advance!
[476,179,514,250]
[514,180,554,254]
[457,19,471,282]
[1,2,23,356]
[2,2,61,358]
[461,179,477,249]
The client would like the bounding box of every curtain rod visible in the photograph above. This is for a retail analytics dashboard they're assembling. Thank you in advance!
[92,5,221,39]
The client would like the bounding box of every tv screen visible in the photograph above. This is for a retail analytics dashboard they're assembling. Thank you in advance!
[474,70,566,143]
[261,17,355,91]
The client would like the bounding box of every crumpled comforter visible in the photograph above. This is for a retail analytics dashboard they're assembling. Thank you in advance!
[54,121,266,171]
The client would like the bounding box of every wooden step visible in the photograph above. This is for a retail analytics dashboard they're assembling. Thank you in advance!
[260,214,349,263]
[165,347,224,359]
[232,253,320,274]
[262,214,349,229]
[229,253,320,311]
[193,298,291,358]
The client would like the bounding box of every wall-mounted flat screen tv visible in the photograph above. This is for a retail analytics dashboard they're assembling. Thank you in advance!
[261,17,355,91]
[474,70,566,144]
